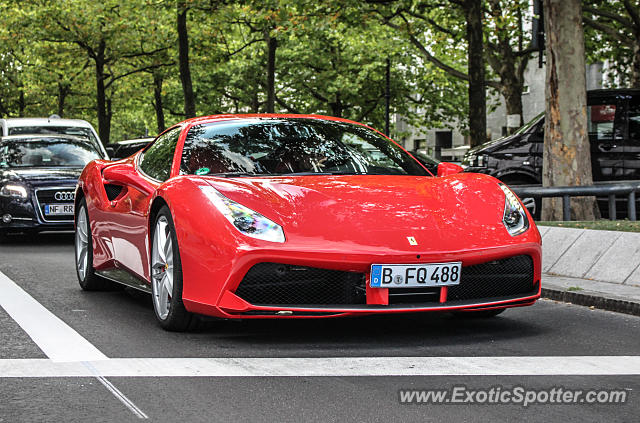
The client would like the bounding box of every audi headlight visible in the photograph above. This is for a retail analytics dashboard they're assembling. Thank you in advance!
[499,183,528,236]
[0,183,28,200]
[200,186,285,243]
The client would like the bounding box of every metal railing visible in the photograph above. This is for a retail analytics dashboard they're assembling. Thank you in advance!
[512,183,640,221]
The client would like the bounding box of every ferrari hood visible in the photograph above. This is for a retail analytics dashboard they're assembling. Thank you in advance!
[200,173,520,252]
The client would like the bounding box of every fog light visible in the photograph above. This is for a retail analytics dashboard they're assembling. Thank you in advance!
[2,214,12,223]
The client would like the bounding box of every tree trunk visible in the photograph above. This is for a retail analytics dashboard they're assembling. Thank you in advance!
[57,82,69,117]
[177,1,196,118]
[542,0,596,220]
[18,89,25,117]
[251,90,259,113]
[153,72,166,134]
[95,40,109,145]
[105,97,112,144]
[330,93,343,118]
[464,0,487,148]
[502,78,524,132]
[632,37,640,88]
[265,31,277,113]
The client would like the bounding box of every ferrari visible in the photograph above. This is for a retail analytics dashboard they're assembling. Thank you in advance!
[75,114,541,331]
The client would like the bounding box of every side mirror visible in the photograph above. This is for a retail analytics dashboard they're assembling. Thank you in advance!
[102,163,154,196]
[437,162,464,177]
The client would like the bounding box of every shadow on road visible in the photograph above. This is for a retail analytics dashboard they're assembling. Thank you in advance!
[0,231,74,246]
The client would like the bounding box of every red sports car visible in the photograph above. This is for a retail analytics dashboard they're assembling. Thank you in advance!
[75,114,541,331]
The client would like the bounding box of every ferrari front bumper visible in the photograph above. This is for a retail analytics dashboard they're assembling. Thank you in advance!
[182,243,542,319]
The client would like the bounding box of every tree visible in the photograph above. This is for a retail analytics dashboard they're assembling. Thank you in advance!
[542,0,596,220]
[372,0,536,143]
[464,0,486,146]
[21,0,172,144]
[583,0,640,87]
[177,0,196,118]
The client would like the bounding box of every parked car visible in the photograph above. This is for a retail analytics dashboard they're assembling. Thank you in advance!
[0,116,108,159]
[106,138,154,160]
[462,88,640,217]
[0,134,105,238]
[75,114,541,331]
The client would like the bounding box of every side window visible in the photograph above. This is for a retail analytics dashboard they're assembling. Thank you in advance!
[587,102,618,142]
[628,97,640,142]
[139,127,181,181]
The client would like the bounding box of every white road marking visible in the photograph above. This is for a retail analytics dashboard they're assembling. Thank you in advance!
[0,356,639,377]
[0,270,147,418]
[0,270,107,362]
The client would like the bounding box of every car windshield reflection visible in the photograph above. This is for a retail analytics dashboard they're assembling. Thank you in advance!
[180,119,431,177]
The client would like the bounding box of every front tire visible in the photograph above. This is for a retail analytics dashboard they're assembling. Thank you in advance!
[75,198,112,290]
[151,206,193,331]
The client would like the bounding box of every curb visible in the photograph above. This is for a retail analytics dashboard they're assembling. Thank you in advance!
[542,287,640,317]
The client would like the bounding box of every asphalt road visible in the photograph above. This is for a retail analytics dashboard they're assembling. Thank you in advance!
[0,233,639,422]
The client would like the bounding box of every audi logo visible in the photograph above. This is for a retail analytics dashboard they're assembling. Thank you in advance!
[54,191,75,201]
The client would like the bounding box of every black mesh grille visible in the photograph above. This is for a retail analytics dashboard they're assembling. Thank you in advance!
[235,255,535,307]
[104,184,123,201]
[234,263,366,305]
[448,255,535,301]
[388,287,440,304]
[35,188,75,221]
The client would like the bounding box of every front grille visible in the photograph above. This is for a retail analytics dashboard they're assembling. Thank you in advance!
[35,188,75,221]
[234,263,366,305]
[447,255,535,301]
[235,255,536,307]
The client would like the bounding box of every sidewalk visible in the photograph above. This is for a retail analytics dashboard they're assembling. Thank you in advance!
[542,274,640,316]
[539,225,640,316]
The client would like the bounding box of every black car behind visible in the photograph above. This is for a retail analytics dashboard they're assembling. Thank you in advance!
[0,134,104,237]
[462,88,640,217]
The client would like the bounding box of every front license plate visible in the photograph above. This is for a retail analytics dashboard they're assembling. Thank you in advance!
[44,203,74,216]
[370,262,462,288]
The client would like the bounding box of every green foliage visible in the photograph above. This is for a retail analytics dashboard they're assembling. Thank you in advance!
[0,0,627,144]
[583,0,640,87]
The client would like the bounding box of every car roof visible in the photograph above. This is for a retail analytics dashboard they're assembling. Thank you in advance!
[176,113,371,128]
[588,88,640,97]
[0,117,95,128]
[0,134,91,142]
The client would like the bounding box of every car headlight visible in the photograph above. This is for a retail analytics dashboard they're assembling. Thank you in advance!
[200,186,285,243]
[0,183,28,200]
[499,183,528,236]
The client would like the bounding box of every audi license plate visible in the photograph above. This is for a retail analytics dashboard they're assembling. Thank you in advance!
[370,262,462,288]
[44,204,74,216]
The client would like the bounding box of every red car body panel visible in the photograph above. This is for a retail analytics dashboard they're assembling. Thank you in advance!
[76,114,542,319]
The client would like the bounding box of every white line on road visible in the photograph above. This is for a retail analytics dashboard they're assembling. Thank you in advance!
[1,356,639,378]
[0,270,147,418]
[0,270,107,362]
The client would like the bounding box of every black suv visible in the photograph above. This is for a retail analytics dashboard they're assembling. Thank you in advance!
[462,89,640,216]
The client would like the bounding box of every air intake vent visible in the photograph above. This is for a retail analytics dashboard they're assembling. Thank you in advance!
[104,184,123,201]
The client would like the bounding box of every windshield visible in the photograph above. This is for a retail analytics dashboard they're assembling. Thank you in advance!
[513,112,544,136]
[8,126,99,146]
[0,137,102,168]
[180,119,429,176]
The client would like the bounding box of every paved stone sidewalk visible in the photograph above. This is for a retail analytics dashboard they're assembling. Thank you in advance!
[539,225,640,315]
[542,274,640,316]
